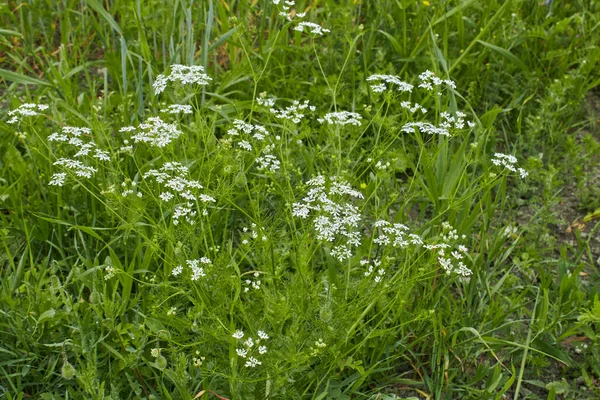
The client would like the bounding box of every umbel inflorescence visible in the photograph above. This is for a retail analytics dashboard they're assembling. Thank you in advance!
[153,64,212,95]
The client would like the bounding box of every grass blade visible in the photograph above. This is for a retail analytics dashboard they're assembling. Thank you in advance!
[0,68,51,87]
[477,40,530,74]
[85,0,122,35]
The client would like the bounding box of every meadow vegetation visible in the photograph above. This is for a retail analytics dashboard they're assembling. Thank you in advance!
[1,0,600,398]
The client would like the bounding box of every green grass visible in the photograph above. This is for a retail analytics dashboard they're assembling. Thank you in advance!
[1,0,600,399]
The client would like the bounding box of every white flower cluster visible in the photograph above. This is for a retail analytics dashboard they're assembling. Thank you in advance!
[400,101,427,114]
[104,265,117,280]
[48,126,110,160]
[121,180,142,198]
[120,116,182,148]
[50,156,97,182]
[269,100,315,124]
[292,176,364,262]
[293,22,330,36]
[241,223,268,244]
[153,64,212,95]
[243,272,262,292]
[275,0,306,21]
[161,104,193,114]
[491,153,528,179]
[232,330,270,367]
[256,94,276,107]
[256,145,281,173]
[361,259,386,283]
[227,120,270,142]
[373,220,423,248]
[375,160,390,171]
[318,111,362,127]
[7,103,49,124]
[48,172,67,186]
[310,338,327,356]
[401,122,450,137]
[424,222,471,276]
[143,162,215,225]
[440,111,475,130]
[47,126,111,186]
[366,75,414,93]
[48,126,89,141]
[227,120,281,173]
[172,257,212,281]
[418,70,456,91]
[192,351,205,367]
[119,139,133,153]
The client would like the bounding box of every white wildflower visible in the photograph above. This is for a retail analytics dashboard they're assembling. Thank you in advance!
[375,160,390,170]
[186,259,207,280]
[144,162,211,224]
[400,101,427,114]
[162,104,193,114]
[258,330,269,340]
[292,176,363,260]
[48,132,69,142]
[402,122,450,137]
[245,357,261,367]
[124,116,182,148]
[53,158,97,178]
[491,153,528,179]
[104,265,117,280]
[418,70,456,91]
[293,22,330,36]
[439,111,470,130]
[153,64,212,95]
[269,100,314,123]
[93,149,111,161]
[427,223,472,276]
[62,126,90,136]
[319,111,362,126]
[256,153,281,173]
[7,103,49,124]
[330,245,352,262]
[256,95,276,107]
[49,172,67,186]
[367,74,414,93]
[193,356,205,367]
[238,140,252,151]
[172,265,183,276]
[233,330,244,339]
[373,220,421,249]
[159,192,174,201]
